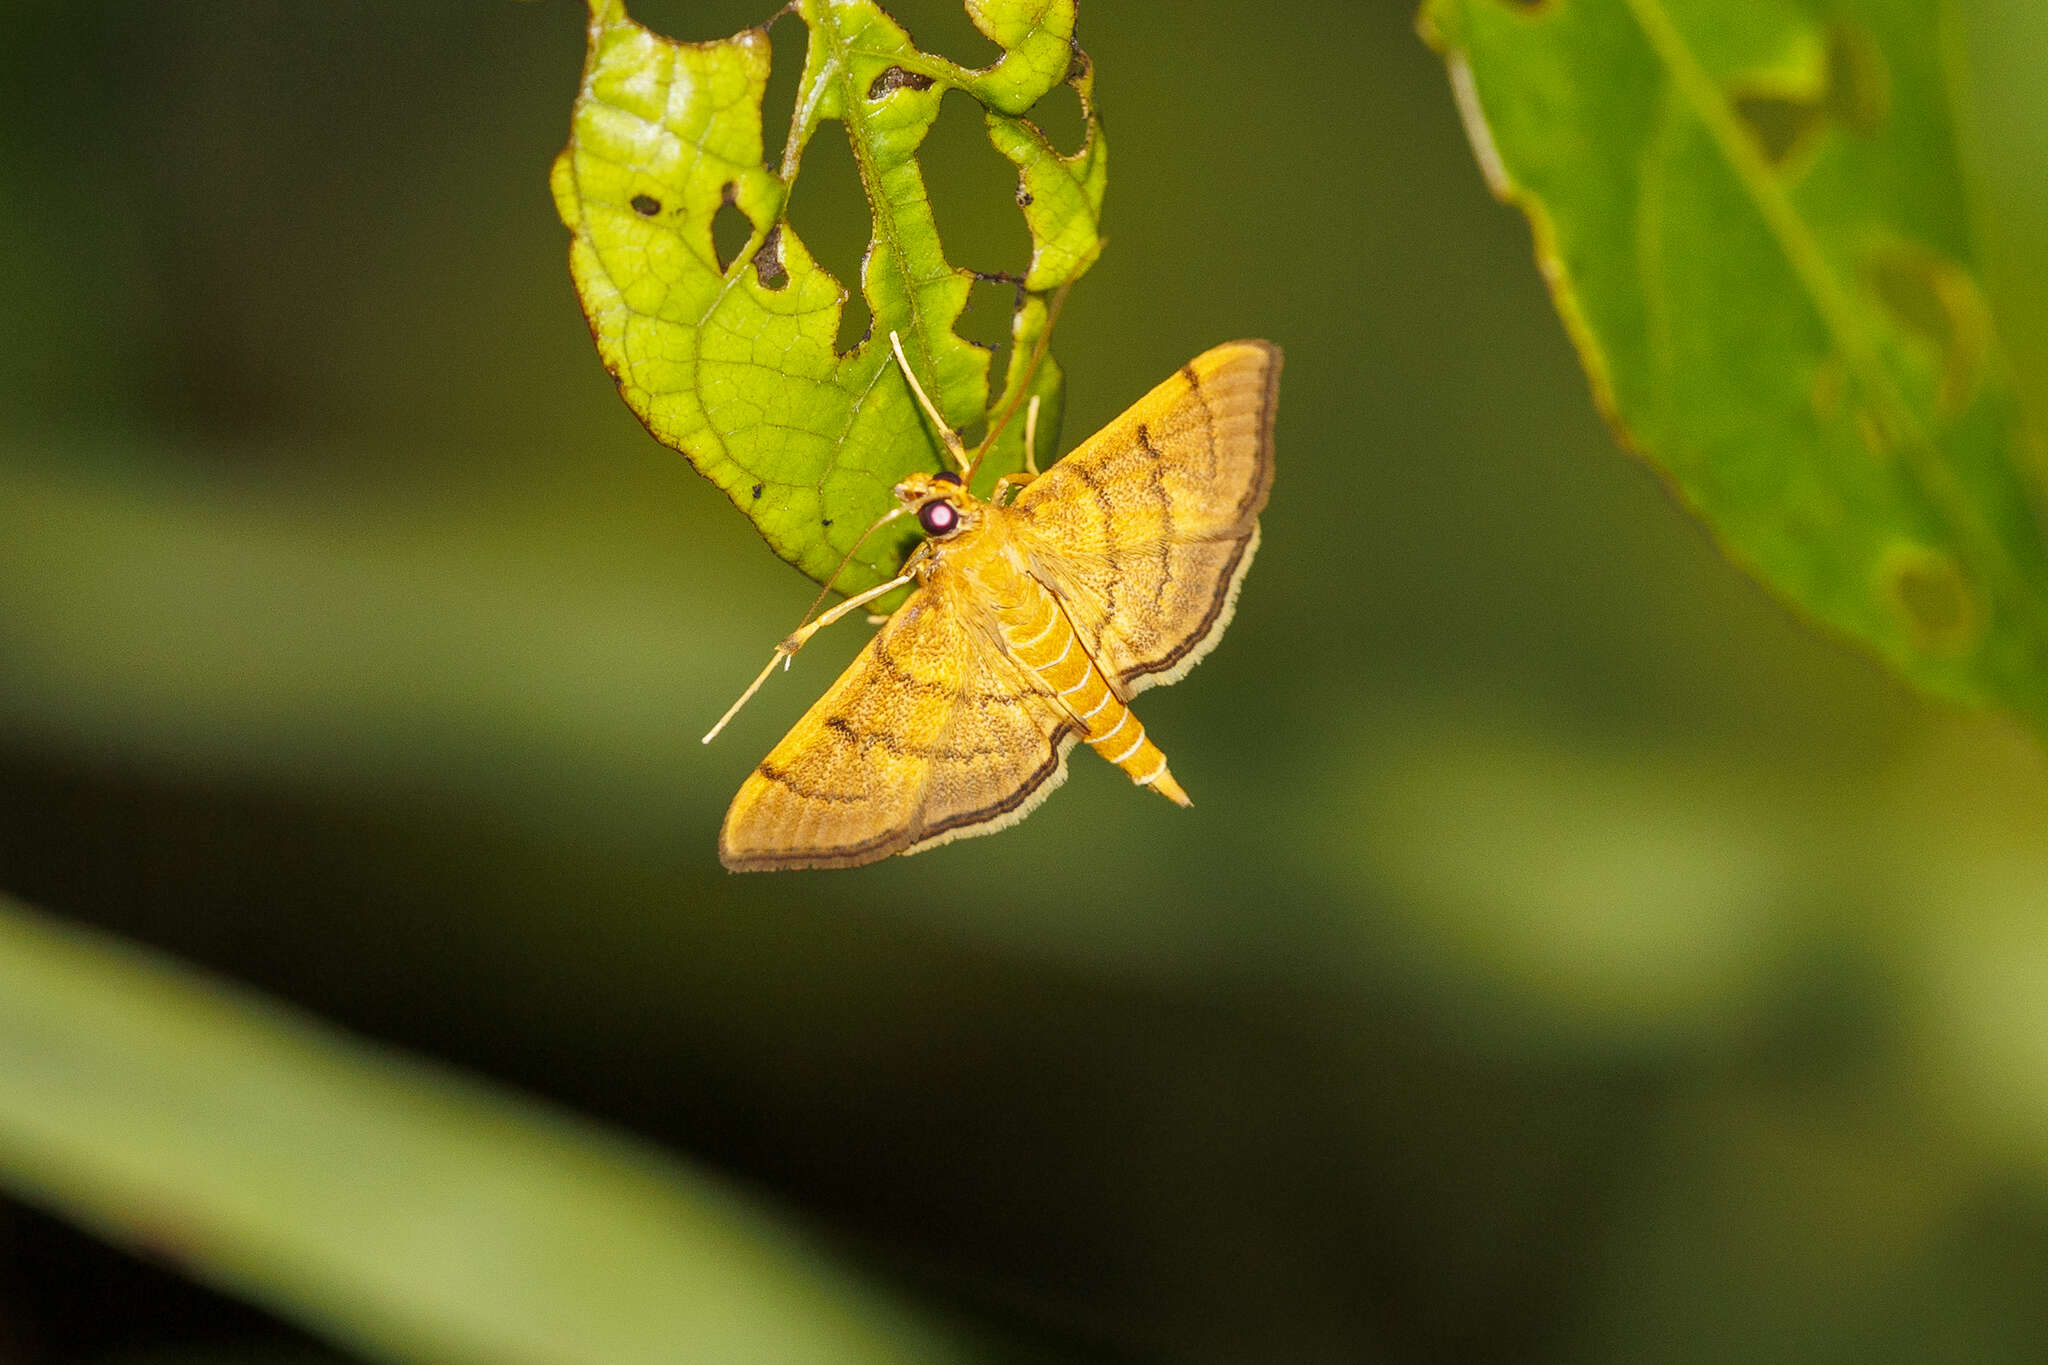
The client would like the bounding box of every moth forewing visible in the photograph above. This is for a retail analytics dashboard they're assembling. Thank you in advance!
[717,563,1078,872]
[1013,340,1281,693]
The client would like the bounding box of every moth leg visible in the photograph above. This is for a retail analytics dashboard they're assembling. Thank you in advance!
[702,570,915,744]
[986,396,1044,508]
[991,472,1031,506]
[785,572,913,650]
[800,504,906,617]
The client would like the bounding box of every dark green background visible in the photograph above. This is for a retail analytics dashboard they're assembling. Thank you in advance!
[5,1,2048,1361]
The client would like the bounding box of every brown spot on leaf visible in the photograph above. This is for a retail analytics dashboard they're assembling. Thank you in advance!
[1016,187,1033,207]
[751,482,764,499]
[1879,542,1978,655]
[630,194,662,217]
[753,223,788,290]
[867,66,934,99]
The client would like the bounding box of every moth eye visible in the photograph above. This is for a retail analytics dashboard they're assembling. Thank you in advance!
[918,499,960,536]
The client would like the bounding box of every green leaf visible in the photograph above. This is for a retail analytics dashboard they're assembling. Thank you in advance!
[0,893,968,1365]
[553,0,1106,594]
[1422,0,2048,729]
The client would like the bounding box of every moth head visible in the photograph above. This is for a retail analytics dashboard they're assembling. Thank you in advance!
[894,469,972,540]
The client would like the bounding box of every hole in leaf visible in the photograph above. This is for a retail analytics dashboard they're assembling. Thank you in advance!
[883,0,1003,69]
[954,276,1022,450]
[957,274,1020,354]
[787,123,869,296]
[923,89,1034,275]
[1732,93,1824,166]
[1030,78,1088,158]
[1865,242,1992,415]
[711,189,753,272]
[628,0,769,38]
[760,12,803,170]
[1878,543,1977,655]
[783,119,873,353]
[836,252,873,356]
[1823,24,1888,133]
[1732,23,1888,169]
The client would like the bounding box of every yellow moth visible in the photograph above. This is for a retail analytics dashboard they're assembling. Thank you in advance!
[707,338,1280,871]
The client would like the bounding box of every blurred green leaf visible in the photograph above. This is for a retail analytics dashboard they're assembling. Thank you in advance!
[1422,0,2048,732]
[1348,724,1799,1051]
[552,0,1106,593]
[90,1351,347,1365]
[0,893,968,1365]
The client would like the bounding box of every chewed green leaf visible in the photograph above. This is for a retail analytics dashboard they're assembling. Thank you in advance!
[1423,0,2048,730]
[553,0,1106,593]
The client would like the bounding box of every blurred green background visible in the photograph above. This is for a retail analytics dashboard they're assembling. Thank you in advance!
[6,1,2048,1361]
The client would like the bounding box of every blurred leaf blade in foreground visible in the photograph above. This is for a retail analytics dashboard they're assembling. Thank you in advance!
[0,893,967,1365]
[553,0,1106,594]
[1422,0,2048,731]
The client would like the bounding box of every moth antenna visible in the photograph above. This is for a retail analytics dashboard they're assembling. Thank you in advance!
[889,331,971,476]
[704,563,918,744]
[968,279,1072,481]
[702,651,785,744]
[705,505,920,746]
[1022,394,1042,477]
[793,504,907,634]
